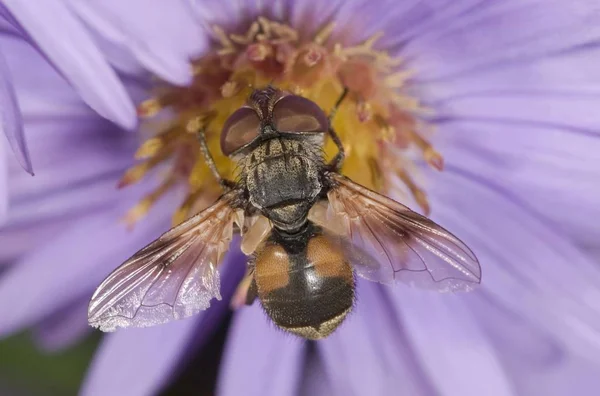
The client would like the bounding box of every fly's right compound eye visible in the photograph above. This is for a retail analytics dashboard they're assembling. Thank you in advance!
[221,107,262,156]
[272,95,329,134]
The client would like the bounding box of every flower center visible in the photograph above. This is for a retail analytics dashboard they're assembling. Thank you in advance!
[121,17,442,226]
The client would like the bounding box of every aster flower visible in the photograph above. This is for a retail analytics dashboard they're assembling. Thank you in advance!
[2,0,600,395]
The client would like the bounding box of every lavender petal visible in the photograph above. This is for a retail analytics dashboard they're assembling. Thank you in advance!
[470,295,600,396]
[403,0,600,81]
[0,33,105,120]
[426,167,600,364]
[385,288,515,396]
[5,118,136,227]
[404,11,600,246]
[318,281,436,396]
[0,147,8,221]
[0,196,175,337]
[431,119,600,246]
[217,304,305,396]
[81,318,200,396]
[0,138,7,223]
[80,252,243,396]
[0,216,79,264]
[34,298,91,352]
[2,0,136,129]
[375,0,491,51]
[299,346,333,396]
[64,5,145,78]
[0,46,31,174]
[69,0,207,86]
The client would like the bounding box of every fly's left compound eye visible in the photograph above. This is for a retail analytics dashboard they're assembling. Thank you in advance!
[221,107,262,156]
[272,95,329,134]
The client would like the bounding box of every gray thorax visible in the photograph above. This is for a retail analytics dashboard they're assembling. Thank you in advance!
[242,137,324,232]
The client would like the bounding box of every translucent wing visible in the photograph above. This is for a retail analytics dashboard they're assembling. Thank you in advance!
[88,190,242,331]
[313,174,480,292]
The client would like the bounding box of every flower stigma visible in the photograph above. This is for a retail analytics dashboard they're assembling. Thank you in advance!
[122,17,442,227]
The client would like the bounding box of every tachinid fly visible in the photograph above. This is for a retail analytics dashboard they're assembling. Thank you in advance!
[88,87,481,339]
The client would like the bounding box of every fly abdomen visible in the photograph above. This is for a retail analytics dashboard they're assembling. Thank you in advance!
[253,225,355,339]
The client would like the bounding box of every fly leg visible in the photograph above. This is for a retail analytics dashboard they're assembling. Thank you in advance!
[327,126,345,172]
[195,124,236,190]
[327,87,348,171]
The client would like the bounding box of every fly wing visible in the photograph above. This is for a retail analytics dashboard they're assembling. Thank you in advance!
[88,190,242,331]
[316,174,480,292]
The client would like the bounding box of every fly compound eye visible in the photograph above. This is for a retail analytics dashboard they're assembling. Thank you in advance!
[221,107,262,156]
[272,95,329,134]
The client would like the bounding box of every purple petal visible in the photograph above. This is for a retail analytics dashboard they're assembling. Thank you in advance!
[431,93,600,135]
[0,47,32,174]
[5,119,135,226]
[375,0,490,50]
[0,34,139,236]
[0,33,102,120]
[61,2,145,78]
[287,0,350,38]
[0,192,177,337]
[70,0,206,86]
[402,0,600,81]
[416,43,600,99]
[187,0,264,29]
[405,19,600,246]
[81,318,200,396]
[431,119,600,246]
[426,168,600,363]
[385,288,515,396]
[0,137,6,217]
[299,346,333,396]
[34,298,91,351]
[318,281,436,395]
[81,252,243,396]
[313,0,401,44]
[2,0,137,129]
[469,295,600,396]
[0,217,79,264]
[217,304,305,396]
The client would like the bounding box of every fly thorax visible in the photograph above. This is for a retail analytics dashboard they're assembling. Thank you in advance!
[243,138,323,229]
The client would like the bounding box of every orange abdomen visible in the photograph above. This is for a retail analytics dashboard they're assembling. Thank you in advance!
[254,232,354,339]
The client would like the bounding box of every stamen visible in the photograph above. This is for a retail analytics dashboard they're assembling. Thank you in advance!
[303,47,322,67]
[385,70,414,88]
[118,149,172,188]
[172,189,214,226]
[221,81,240,98]
[122,177,177,228]
[137,99,163,117]
[231,270,254,309]
[356,101,372,123]
[374,114,396,141]
[258,17,298,43]
[212,25,235,54]
[393,165,431,215]
[314,23,335,45]
[134,138,163,160]
[134,127,181,159]
[230,22,260,45]
[247,43,271,61]
[408,130,444,171]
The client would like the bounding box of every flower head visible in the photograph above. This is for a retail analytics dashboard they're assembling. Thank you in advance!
[2,1,600,395]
